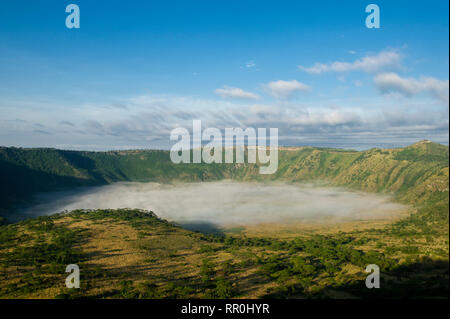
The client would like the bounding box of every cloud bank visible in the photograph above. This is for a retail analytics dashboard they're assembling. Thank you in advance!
[215,86,259,100]
[374,72,449,104]
[0,93,448,150]
[298,50,402,74]
[265,80,311,99]
[16,181,407,226]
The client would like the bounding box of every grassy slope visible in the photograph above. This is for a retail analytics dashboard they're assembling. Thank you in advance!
[0,208,448,299]
[0,140,448,298]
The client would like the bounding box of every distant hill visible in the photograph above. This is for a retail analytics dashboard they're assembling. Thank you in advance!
[0,141,448,218]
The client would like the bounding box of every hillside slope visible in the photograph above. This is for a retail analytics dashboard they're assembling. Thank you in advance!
[0,209,447,299]
[1,141,448,218]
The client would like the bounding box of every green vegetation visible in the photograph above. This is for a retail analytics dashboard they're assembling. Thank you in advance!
[0,215,88,296]
[0,208,447,299]
[0,140,448,299]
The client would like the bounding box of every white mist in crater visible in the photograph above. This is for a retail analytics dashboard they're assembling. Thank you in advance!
[17,181,407,227]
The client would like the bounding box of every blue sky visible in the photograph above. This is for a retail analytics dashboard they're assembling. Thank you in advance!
[0,0,448,150]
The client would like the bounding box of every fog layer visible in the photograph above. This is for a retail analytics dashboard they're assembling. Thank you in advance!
[15,181,407,227]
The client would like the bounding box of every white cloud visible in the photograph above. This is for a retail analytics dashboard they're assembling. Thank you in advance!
[0,94,448,150]
[374,72,449,104]
[215,86,259,100]
[298,50,402,74]
[265,80,311,99]
[246,60,256,68]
